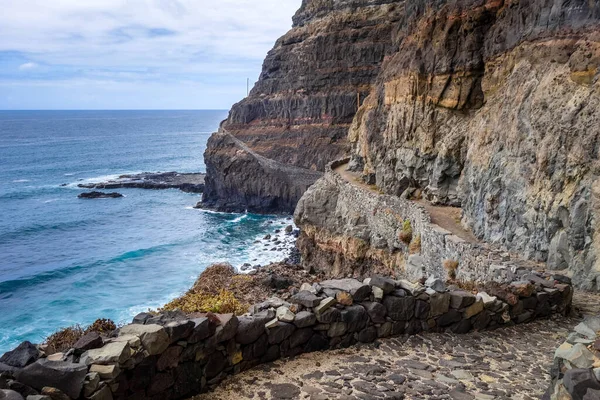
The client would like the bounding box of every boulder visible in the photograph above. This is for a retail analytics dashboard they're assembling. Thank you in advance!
[236,313,273,345]
[15,359,87,399]
[341,305,368,333]
[205,314,239,346]
[73,332,103,354]
[289,328,313,349]
[187,317,214,343]
[131,312,153,324]
[327,322,347,337]
[562,369,600,399]
[82,341,130,365]
[315,298,337,315]
[0,390,23,400]
[450,291,476,309]
[267,322,295,345]
[293,311,317,328]
[563,343,597,369]
[383,296,415,321]
[362,301,387,324]
[119,324,170,355]
[319,279,371,301]
[463,301,484,318]
[369,275,395,294]
[82,372,100,397]
[429,292,451,317]
[358,327,378,343]
[290,291,321,308]
[89,364,120,380]
[0,342,39,368]
[164,320,195,343]
[425,277,446,292]
[276,306,295,323]
[437,310,462,327]
[315,308,341,324]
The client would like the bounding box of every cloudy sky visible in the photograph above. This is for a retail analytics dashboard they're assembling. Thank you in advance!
[0,0,301,110]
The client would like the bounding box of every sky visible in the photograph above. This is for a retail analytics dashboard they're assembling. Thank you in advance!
[0,0,301,110]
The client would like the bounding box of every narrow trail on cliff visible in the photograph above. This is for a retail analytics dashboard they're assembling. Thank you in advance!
[222,130,323,182]
[333,162,479,244]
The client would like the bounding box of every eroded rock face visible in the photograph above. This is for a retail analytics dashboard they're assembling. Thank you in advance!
[201,0,404,213]
[297,0,600,288]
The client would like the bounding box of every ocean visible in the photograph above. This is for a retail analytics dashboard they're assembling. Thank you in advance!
[0,110,294,353]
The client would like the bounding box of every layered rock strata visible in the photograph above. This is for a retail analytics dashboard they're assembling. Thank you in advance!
[201,0,405,213]
[0,273,572,400]
[294,0,600,288]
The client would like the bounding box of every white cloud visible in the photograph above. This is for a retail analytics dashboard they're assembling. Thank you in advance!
[0,0,302,108]
[18,62,38,70]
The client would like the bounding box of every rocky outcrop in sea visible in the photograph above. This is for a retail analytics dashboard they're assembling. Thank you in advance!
[78,172,205,193]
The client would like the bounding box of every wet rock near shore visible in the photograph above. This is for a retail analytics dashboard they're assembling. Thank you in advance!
[77,172,205,193]
[77,192,123,199]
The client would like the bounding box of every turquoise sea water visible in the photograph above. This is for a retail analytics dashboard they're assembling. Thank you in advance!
[0,110,293,353]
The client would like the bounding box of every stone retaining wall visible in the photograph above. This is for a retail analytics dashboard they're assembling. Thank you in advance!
[297,159,544,283]
[544,315,600,399]
[0,273,572,400]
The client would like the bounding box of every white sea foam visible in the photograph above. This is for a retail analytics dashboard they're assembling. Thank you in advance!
[239,218,297,273]
[12,179,30,183]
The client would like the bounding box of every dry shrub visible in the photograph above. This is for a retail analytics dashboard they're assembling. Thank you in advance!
[443,259,459,280]
[399,220,413,244]
[161,289,247,315]
[44,326,84,355]
[454,280,479,292]
[409,234,421,254]
[44,318,117,355]
[160,263,249,315]
[85,318,116,335]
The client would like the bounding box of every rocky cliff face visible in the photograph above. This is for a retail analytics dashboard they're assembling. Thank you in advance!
[202,0,403,213]
[295,0,600,288]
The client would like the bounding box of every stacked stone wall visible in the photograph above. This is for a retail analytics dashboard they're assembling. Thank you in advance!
[318,159,540,283]
[0,273,572,400]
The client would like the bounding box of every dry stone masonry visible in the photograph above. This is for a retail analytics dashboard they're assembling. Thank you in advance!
[0,273,572,400]
[545,315,600,399]
[296,159,552,284]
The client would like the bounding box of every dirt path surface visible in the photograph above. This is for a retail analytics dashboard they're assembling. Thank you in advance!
[192,316,576,400]
[189,292,596,400]
[333,162,479,243]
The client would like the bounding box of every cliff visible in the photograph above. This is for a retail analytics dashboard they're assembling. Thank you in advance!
[201,0,404,213]
[294,0,600,289]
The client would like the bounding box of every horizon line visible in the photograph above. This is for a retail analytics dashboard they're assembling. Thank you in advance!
[0,109,229,111]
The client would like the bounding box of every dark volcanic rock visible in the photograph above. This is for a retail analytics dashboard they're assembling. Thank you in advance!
[78,171,205,193]
[73,332,103,354]
[201,0,405,213]
[77,191,123,199]
[15,359,87,399]
[0,342,38,368]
